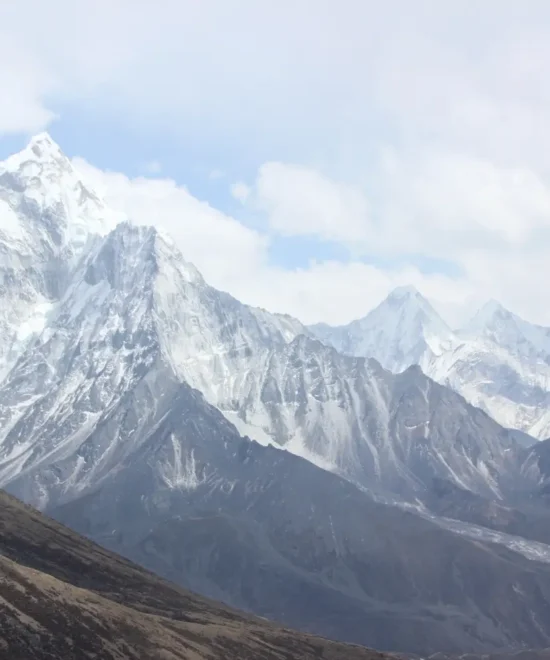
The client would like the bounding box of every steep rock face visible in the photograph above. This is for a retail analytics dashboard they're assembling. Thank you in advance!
[0,136,306,505]
[427,337,550,441]
[0,223,163,500]
[47,400,550,655]
[0,490,392,660]
[0,133,120,377]
[519,438,550,497]
[228,336,522,498]
[0,218,304,507]
[0,216,522,505]
[310,289,550,441]
[149,232,306,407]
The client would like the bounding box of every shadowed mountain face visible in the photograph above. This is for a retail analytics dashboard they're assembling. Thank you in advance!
[42,379,550,656]
[0,489,392,660]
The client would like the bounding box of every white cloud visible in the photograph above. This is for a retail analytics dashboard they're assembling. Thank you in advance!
[73,158,268,293]
[0,34,58,135]
[2,1,547,163]
[3,1,550,327]
[73,156,475,327]
[375,150,550,256]
[273,149,550,258]
[252,162,370,246]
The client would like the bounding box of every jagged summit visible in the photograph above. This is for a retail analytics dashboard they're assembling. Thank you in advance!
[27,131,63,157]
[1,131,69,174]
[0,134,123,249]
[0,138,124,378]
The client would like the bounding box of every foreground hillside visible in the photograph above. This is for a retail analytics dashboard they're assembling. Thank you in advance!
[0,490,391,660]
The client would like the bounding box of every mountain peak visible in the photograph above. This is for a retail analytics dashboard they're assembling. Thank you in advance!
[363,287,453,361]
[90,221,206,288]
[464,299,512,334]
[461,299,550,363]
[27,131,63,157]
[382,286,444,322]
[478,298,509,317]
[1,131,70,175]
[387,284,421,300]
[307,286,454,371]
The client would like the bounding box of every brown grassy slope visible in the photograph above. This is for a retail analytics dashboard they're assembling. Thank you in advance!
[0,490,392,660]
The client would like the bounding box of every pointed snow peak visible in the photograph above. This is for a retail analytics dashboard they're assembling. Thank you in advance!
[382,286,445,324]
[0,132,124,252]
[479,298,509,318]
[465,299,512,333]
[480,298,508,315]
[344,285,455,369]
[27,132,63,158]
[1,131,69,173]
[462,299,550,360]
[378,287,450,334]
[388,284,421,300]
[385,286,437,314]
[307,284,455,368]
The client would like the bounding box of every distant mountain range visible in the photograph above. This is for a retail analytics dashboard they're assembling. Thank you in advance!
[310,287,550,440]
[2,134,550,655]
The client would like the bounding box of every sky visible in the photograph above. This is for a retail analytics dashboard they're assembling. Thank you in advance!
[2,0,550,327]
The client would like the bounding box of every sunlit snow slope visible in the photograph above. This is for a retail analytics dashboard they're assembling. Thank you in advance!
[310,288,550,440]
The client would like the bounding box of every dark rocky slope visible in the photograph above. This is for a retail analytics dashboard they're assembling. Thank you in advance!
[0,490,392,660]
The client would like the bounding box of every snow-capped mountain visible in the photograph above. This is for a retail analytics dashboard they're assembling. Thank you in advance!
[3,135,550,654]
[310,286,456,373]
[0,135,527,506]
[0,132,121,377]
[462,299,550,362]
[224,334,524,498]
[0,216,521,506]
[310,288,550,440]
[449,300,550,437]
[0,218,308,506]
